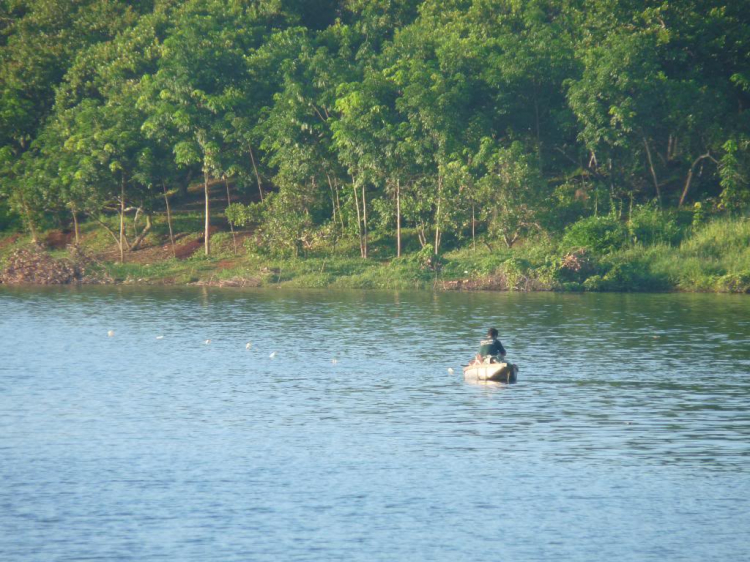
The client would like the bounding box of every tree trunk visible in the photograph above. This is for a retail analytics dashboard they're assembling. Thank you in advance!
[503,232,519,248]
[679,152,717,207]
[334,177,344,231]
[352,177,363,258]
[94,217,122,248]
[119,176,126,263]
[434,175,442,255]
[643,137,662,208]
[628,192,634,223]
[361,182,368,259]
[225,177,237,255]
[417,223,427,248]
[204,167,210,256]
[20,195,38,243]
[396,178,401,258]
[607,159,615,215]
[132,206,141,239]
[72,208,79,246]
[130,213,152,251]
[472,203,476,252]
[249,147,263,202]
[326,173,337,227]
[163,181,176,258]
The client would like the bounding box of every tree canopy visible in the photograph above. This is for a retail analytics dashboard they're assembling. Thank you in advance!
[1,0,748,254]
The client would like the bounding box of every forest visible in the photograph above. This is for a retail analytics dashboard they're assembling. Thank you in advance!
[1,0,749,291]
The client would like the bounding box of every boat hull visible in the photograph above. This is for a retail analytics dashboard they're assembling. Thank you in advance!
[463,362,518,384]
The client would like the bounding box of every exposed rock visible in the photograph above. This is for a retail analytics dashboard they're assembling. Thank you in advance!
[193,276,262,288]
[559,249,594,276]
[0,245,113,285]
[45,230,74,249]
[442,272,552,292]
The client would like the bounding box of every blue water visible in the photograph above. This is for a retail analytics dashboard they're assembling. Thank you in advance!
[1,287,749,561]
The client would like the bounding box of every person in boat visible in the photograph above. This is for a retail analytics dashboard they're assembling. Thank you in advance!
[473,328,506,364]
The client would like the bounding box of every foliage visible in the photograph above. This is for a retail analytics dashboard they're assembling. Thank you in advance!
[561,215,629,255]
[1,0,748,290]
[627,204,682,246]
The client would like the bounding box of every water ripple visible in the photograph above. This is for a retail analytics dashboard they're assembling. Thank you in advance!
[1,287,749,561]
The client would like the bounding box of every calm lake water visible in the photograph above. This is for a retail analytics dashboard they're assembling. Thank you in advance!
[1,287,749,561]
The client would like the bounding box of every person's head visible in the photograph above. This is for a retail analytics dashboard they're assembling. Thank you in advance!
[487,327,498,338]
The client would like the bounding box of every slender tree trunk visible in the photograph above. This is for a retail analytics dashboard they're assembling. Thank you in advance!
[224,177,237,255]
[472,203,476,252]
[679,153,716,207]
[326,173,337,227]
[334,177,344,231]
[249,147,263,202]
[608,159,615,215]
[594,188,599,217]
[131,213,152,251]
[352,177,363,258]
[503,232,519,248]
[417,222,427,248]
[628,192,634,223]
[396,178,401,258]
[119,176,125,263]
[434,175,442,255]
[361,182,368,259]
[132,207,141,239]
[20,195,38,243]
[204,167,210,256]
[71,207,79,246]
[163,181,176,258]
[94,217,122,247]
[643,137,662,208]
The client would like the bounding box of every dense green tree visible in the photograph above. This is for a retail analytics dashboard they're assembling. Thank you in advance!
[0,0,747,258]
[139,0,283,255]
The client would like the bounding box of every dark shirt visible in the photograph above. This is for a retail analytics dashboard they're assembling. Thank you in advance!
[478,337,506,359]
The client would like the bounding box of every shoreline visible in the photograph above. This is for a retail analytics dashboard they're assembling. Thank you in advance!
[0,242,747,294]
[1,218,748,294]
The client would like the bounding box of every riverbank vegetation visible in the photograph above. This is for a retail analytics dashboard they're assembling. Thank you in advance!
[1,0,748,292]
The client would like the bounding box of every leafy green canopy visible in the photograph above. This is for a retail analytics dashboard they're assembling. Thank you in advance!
[0,0,747,255]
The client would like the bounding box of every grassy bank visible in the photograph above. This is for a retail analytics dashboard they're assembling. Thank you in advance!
[1,213,749,293]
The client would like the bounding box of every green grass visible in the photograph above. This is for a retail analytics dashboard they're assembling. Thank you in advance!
[2,215,748,293]
[669,218,750,292]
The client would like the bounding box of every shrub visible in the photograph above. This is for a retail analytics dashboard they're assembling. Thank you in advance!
[0,201,21,231]
[561,214,629,254]
[716,272,750,293]
[399,245,444,271]
[681,217,750,258]
[556,248,600,283]
[628,204,682,246]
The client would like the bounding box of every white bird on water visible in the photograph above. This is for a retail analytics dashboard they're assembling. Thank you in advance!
[204,339,211,345]
[269,351,277,359]
[447,368,454,375]
[156,335,164,340]
[245,342,252,350]
[107,330,115,337]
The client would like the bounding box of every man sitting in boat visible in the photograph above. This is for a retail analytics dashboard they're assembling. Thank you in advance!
[473,328,506,365]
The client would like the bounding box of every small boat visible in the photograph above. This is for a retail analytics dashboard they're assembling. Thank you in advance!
[463,361,519,383]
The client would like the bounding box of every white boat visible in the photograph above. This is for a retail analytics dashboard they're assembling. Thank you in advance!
[463,361,518,383]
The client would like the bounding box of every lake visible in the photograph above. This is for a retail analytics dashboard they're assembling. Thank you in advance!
[1,287,749,561]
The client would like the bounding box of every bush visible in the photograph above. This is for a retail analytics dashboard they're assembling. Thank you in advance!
[0,201,21,231]
[716,272,750,293]
[398,245,444,271]
[628,204,682,246]
[561,214,629,254]
[681,217,750,258]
